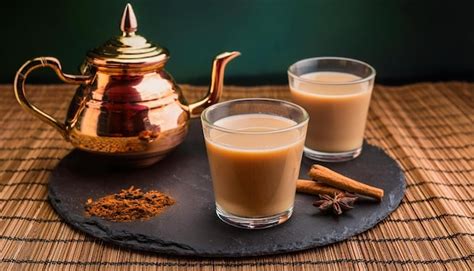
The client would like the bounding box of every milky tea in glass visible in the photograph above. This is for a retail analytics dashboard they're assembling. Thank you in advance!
[201,99,308,229]
[288,57,376,162]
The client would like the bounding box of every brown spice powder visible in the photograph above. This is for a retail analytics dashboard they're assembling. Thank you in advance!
[85,186,175,222]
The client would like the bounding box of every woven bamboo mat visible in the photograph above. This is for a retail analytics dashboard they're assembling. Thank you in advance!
[0,82,472,270]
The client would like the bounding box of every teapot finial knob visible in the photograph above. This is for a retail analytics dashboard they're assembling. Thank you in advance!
[120,3,138,36]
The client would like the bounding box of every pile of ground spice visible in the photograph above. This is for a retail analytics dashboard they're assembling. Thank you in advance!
[85,186,175,222]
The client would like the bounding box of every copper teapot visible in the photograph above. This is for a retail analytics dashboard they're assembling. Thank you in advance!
[13,4,239,167]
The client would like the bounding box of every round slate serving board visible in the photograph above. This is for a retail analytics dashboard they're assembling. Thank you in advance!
[48,120,405,257]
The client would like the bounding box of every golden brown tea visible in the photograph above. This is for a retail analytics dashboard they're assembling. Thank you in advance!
[290,72,372,152]
[205,114,305,217]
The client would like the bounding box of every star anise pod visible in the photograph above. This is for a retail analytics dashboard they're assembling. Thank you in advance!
[313,192,358,215]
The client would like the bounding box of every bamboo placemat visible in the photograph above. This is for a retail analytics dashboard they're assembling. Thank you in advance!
[0,82,472,270]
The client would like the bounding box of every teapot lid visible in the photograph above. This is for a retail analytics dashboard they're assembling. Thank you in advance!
[86,3,169,67]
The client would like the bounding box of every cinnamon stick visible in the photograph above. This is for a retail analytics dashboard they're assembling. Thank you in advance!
[308,165,384,201]
[296,179,343,196]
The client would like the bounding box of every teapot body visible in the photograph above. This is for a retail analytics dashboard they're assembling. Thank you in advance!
[66,69,190,166]
[12,3,239,167]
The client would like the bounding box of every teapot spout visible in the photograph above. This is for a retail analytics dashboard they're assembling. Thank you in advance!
[188,51,240,118]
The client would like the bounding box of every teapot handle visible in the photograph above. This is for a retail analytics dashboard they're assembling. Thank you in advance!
[13,57,93,139]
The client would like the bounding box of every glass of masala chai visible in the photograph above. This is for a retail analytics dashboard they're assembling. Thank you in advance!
[201,99,308,229]
[288,57,376,162]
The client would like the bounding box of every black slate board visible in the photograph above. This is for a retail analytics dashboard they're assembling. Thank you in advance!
[48,120,405,257]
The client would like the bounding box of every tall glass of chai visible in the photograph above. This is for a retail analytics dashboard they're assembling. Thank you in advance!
[201,99,308,229]
[288,57,376,162]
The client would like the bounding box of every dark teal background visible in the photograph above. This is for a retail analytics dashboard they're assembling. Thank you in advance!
[2,0,473,85]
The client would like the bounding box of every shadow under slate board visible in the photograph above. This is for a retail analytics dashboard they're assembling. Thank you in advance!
[48,120,405,257]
